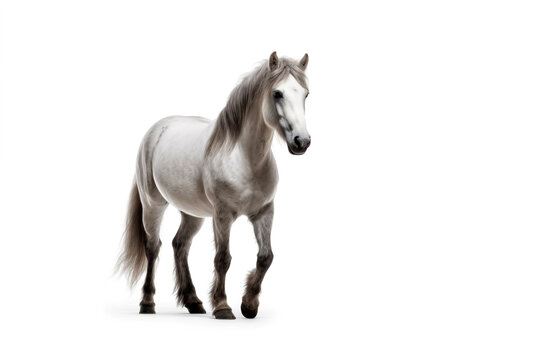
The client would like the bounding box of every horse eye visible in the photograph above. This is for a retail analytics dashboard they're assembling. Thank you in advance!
[305,92,309,99]
[273,90,283,99]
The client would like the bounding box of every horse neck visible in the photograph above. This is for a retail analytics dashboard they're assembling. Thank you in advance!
[238,104,274,169]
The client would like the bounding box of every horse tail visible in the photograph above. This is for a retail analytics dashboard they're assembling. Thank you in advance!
[115,181,147,287]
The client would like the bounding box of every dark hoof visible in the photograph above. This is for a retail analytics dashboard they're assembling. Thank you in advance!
[213,308,236,320]
[186,302,206,314]
[241,303,258,319]
[139,303,156,314]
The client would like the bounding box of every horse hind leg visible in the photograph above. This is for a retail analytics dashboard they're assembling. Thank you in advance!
[139,203,167,314]
[173,212,206,314]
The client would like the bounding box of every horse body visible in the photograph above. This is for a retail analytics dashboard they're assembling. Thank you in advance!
[142,115,214,217]
[139,114,279,218]
[118,52,310,319]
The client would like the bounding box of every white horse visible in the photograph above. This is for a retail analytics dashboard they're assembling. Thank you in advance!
[117,52,311,319]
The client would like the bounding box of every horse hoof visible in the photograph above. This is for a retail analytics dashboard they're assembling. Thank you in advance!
[186,302,206,314]
[213,309,236,320]
[139,303,156,314]
[241,303,258,319]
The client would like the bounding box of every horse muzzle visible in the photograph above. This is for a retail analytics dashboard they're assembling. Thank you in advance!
[287,135,311,155]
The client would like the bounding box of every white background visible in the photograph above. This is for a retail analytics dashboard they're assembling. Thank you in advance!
[1,0,539,359]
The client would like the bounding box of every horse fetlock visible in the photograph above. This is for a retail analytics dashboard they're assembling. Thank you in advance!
[142,283,155,295]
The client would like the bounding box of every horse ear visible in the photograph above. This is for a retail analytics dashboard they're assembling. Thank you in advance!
[269,51,279,71]
[298,53,309,71]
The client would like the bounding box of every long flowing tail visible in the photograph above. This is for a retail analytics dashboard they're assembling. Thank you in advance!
[115,182,147,287]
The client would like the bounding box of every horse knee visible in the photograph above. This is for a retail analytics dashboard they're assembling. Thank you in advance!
[214,251,232,273]
[256,251,274,270]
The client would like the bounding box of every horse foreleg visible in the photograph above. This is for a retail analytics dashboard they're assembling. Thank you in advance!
[210,207,236,319]
[242,202,274,319]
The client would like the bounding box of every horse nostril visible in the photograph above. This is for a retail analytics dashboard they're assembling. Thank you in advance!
[293,136,311,151]
[294,136,301,147]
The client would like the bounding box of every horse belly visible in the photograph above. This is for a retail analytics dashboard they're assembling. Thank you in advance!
[152,117,214,218]
[163,183,214,218]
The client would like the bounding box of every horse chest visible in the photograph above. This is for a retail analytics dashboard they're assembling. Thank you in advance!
[238,177,276,203]
[205,157,278,215]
